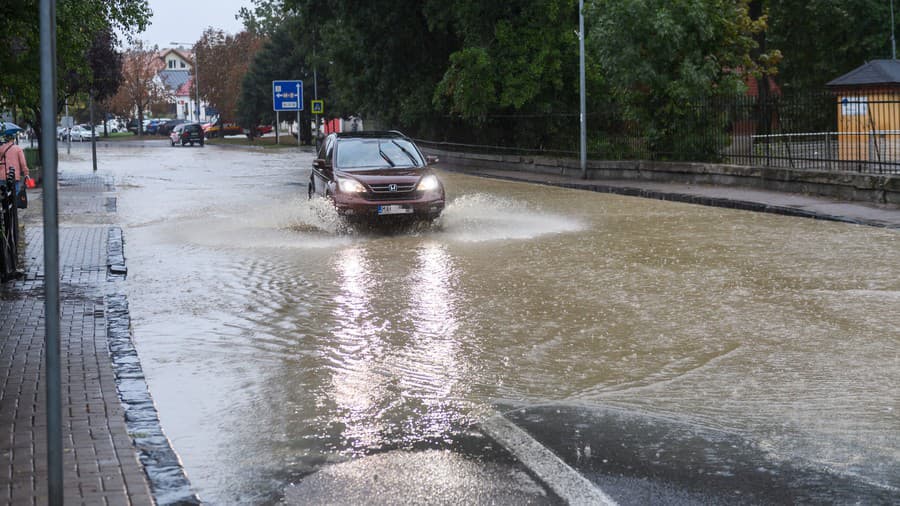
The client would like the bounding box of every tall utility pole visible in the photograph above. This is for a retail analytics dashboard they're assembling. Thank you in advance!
[579,0,587,179]
[39,0,63,503]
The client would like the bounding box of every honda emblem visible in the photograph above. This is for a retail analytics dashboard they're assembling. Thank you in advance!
[389,184,398,192]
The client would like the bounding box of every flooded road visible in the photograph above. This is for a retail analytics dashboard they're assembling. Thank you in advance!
[64,142,899,503]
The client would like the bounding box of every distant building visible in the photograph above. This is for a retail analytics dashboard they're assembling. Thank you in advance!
[826,59,900,162]
[157,48,206,122]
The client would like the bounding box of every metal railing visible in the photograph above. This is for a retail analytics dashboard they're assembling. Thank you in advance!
[411,92,900,175]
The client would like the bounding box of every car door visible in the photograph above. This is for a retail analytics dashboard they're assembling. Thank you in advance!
[310,135,335,196]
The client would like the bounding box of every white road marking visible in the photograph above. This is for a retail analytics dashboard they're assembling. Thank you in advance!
[481,413,619,506]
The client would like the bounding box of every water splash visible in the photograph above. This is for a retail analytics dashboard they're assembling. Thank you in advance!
[436,193,584,242]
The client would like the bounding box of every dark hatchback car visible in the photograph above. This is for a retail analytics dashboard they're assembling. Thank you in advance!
[309,131,444,221]
[158,119,186,136]
[170,122,205,147]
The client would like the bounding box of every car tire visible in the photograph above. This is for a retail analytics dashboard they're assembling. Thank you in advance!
[181,139,187,146]
[171,139,175,147]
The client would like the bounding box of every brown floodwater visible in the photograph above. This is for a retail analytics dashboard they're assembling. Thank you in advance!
[62,143,899,503]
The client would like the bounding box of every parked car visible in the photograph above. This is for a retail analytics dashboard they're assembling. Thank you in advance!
[204,122,243,138]
[158,119,186,136]
[67,125,99,142]
[104,119,125,133]
[145,119,163,135]
[57,126,69,141]
[308,131,444,221]
[127,118,155,135]
[170,122,205,147]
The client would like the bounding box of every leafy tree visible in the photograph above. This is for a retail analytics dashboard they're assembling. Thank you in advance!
[309,0,450,128]
[425,0,600,150]
[238,0,287,38]
[767,0,897,92]
[237,15,320,142]
[587,0,777,160]
[194,29,263,124]
[85,28,124,137]
[109,41,170,136]
[0,0,150,135]
[431,0,579,119]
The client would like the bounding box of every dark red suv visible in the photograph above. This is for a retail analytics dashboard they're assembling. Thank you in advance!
[308,131,444,221]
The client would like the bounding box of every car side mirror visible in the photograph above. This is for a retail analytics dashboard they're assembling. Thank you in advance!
[313,159,326,170]
[426,155,439,165]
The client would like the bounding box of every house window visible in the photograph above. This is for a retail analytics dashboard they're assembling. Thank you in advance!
[181,61,186,68]
[168,60,175,69]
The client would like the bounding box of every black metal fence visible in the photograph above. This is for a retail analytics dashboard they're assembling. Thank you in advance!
[413,91,900,175]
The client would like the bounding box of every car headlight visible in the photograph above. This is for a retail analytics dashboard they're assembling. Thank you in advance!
[337,177,366,193]
[417,175,440,191]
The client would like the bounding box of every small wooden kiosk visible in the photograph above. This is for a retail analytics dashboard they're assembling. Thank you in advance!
[826,59,900,164]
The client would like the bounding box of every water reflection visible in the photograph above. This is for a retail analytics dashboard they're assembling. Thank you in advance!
[327,242,469,453]
[328,247,388,451]
[403,243,463,438]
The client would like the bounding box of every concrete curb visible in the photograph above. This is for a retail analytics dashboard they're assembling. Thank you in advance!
[105,228,201,505]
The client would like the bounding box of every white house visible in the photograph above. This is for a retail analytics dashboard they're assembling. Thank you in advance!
[157,48,207,122]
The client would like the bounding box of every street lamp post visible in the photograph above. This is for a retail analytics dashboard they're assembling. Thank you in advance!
[892,0,897,59]
[171,42,201,122]
[579,0,587,178]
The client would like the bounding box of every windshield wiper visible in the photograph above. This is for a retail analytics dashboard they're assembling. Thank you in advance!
[391,140,420,167]
[378,145,396,167]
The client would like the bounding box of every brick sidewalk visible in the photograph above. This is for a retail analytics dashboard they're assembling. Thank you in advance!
[0,175,154,505]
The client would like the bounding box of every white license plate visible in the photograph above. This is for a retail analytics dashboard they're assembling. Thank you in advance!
[377,204,414,215]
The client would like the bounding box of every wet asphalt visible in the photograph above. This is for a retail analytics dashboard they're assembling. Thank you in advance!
[33,140,900,505]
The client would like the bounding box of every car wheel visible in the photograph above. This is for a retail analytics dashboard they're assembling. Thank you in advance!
[181,139,187,146]
[171,139,175,147]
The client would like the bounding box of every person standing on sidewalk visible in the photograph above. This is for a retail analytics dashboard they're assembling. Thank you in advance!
[0,133,30,193]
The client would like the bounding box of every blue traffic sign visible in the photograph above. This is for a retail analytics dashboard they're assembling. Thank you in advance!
[272,80,303,111]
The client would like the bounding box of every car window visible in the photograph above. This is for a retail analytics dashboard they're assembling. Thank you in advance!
[324,136,335,164]
[335,138,423,169]
[319,135,333,161]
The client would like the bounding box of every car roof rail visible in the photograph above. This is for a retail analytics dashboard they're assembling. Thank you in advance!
[335,130,409,140]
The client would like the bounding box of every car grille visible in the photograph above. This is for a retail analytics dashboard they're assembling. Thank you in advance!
[366,182,419,201]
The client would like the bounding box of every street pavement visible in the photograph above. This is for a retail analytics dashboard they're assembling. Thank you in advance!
[0,157,896,505]
[0,172,197,505]
[441,166,900,229]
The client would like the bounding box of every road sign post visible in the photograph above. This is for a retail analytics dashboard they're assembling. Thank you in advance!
[273,80,303,146]
[311,100,324,146]
[297,83,301,147]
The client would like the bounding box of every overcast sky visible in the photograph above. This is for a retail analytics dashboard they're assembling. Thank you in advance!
[138,0,250,48]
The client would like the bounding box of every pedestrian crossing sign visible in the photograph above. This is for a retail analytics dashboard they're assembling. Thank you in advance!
[311,100,324,114]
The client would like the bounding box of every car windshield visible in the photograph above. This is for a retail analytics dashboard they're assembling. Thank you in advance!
[335,138,424,169]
